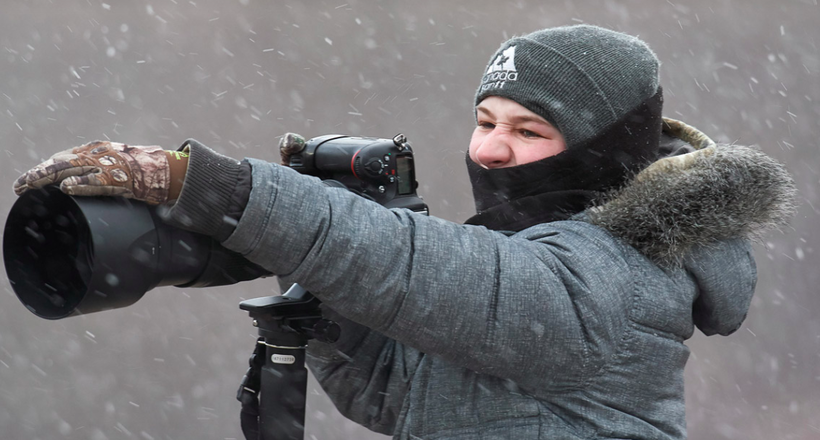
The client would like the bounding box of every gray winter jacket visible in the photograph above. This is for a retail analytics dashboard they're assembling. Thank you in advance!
[164,121,794,440]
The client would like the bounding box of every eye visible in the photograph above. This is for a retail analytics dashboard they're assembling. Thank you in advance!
[478,122,495,130]
[521,130,541,138]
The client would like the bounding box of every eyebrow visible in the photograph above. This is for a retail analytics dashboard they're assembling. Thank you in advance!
[476,105,552,126]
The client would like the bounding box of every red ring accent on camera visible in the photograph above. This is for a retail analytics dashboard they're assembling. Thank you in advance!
[350,149,363,179]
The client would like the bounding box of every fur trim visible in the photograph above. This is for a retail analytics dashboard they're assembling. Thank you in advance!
[661,117,716,150]
[587,143,797,267]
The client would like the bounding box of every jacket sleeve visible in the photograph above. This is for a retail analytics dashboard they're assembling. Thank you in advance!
[215,156,634,391]
[164,142,426,431]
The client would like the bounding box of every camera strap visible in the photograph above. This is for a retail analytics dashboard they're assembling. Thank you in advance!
[237,338,265,440]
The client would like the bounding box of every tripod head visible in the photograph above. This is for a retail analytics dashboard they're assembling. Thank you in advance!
[240,284,340,345]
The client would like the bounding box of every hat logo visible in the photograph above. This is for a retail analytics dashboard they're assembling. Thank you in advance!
[487,45,517,74]
[481,45,518,92]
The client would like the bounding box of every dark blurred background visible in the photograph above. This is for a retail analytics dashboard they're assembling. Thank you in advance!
[0,1,817,439]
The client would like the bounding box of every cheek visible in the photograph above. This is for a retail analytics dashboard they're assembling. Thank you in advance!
[468,128,484,162]
[513,140,566,165]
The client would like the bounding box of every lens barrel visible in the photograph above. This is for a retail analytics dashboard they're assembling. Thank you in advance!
[3,186,270,319]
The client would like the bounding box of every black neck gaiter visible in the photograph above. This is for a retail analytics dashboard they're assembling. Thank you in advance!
[464,88,664,232]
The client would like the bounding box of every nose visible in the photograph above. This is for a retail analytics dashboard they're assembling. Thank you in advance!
[473,129,513,169]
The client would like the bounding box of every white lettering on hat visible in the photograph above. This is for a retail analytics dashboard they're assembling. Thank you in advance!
[482,45,518,90]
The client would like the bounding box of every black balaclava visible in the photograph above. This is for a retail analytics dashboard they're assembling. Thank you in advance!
[465,25,663,232]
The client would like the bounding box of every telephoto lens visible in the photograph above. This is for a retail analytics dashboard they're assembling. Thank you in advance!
[3,186,271,319]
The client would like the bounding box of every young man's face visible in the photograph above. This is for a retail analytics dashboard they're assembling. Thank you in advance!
[469,96,567,169]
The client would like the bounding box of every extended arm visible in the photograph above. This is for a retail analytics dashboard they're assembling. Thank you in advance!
[164,142,633,391]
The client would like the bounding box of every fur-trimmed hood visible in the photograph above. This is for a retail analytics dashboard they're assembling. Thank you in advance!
[588,118,796,266]
[586,118,797,335]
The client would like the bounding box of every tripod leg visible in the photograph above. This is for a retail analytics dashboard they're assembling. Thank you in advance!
[258,343,308,440]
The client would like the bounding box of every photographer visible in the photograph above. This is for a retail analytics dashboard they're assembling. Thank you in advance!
[14,25,795,440]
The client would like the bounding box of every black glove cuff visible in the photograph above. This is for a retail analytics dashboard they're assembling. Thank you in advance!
[160,139,245,238]
[215,159,252,242]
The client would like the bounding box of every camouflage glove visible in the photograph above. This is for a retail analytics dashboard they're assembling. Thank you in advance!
[13,141,186,204]
[279,132,306,166]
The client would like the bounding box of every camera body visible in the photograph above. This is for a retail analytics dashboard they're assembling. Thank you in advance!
[286,134,428,214]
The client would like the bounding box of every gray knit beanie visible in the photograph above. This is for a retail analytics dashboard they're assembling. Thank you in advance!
[475,25,660,149]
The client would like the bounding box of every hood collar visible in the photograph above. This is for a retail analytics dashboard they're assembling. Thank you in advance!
[587,120,794,266]
[586,121,795,336]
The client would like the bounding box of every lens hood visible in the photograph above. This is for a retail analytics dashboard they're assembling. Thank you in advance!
[4,186,270,319]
